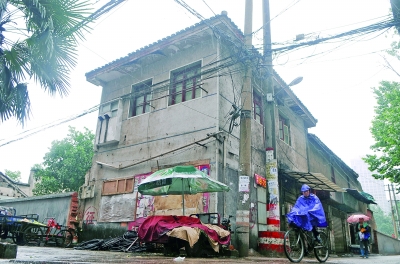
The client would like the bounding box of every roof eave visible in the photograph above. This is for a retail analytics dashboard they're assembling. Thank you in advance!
[272,73,318,128]
[85,14,243,84]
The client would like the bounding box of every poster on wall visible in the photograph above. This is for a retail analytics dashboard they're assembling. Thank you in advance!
[132,165,211,219]
[197,164,210,213]
[134,172,154,220]
[266,159,280,230]
[239,175,250,192]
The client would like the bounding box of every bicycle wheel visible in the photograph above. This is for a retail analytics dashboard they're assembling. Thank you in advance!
[23,226,43,246]
[314,231,329,263]
[55,229,73,248]
[284,228,304,263]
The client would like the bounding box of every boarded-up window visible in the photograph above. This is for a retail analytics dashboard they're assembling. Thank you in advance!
[102,178,134,195]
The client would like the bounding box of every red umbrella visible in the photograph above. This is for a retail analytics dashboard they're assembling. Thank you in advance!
[347,214,370,223]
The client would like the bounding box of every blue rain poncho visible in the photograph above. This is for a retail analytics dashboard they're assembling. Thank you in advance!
[286,193,327,231]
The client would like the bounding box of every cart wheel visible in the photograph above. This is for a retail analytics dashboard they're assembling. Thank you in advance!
[55,229,73,248]
[0,229,8,239]
[23,226,43,246]
[13,232,24,245]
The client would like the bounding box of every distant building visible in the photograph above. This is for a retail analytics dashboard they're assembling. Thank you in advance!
[0,171,30,199]
[350,158,390,214]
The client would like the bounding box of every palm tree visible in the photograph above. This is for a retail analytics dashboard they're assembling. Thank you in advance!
[0,0,92,125]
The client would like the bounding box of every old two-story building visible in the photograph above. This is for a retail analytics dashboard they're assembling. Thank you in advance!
[81,11,374,256]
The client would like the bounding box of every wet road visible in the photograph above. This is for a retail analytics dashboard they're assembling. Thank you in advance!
[0,246,398,263]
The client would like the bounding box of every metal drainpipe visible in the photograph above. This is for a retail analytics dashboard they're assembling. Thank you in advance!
[103,115,110,142]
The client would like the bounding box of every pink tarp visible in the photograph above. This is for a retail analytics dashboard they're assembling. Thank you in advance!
[138,215,230,245]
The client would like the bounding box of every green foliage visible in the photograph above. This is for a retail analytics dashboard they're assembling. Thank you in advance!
[0,0,92,125]
[370,205,396,236]
[4,169,21,182]
[32,126,94,195]
[363,81,400,188]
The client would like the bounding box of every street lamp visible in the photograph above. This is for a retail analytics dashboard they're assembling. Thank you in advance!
[288,76,303,87]
[266,76,303,102]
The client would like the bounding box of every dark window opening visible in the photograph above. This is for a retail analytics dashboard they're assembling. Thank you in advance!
[253,92,263,124]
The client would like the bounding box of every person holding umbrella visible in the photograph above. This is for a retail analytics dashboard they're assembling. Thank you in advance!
[356,217,371,258]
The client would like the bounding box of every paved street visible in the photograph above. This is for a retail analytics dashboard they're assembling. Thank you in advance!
[0,246,397,264]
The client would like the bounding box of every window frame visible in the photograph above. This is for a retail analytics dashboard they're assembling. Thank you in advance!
[100,100,119,117]
[253,91,263,124]
[130,80,153,117]
[279,115,291,145]
[169,62,201,106]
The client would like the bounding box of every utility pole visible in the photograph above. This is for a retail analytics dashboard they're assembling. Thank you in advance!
[388,184,399,238]
[391,184,400,237]
[263,0,280,234]
[236,0,253,257]
[263,0,275,151]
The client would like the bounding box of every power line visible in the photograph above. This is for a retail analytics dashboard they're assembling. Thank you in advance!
[0,105,100,148]
[4,10,394,148]
[269,17,397,56]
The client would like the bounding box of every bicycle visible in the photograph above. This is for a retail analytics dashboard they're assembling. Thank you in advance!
[284,225,329,263]
[42,218,74,248]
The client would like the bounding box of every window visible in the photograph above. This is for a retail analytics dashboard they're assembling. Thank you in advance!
[110,101,118,117]
[169,62,201,105]
[279,115,291,145]
[101,101,119,117]
[130,80,152,117]
[253,92,263,124]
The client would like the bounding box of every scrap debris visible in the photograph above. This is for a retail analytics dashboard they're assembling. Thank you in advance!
[73,231,157,253]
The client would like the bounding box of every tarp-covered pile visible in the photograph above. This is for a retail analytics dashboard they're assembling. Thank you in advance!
[138,215,230,252]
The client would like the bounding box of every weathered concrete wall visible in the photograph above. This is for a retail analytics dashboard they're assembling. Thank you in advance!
[374,230,400,255]
[0,192,75,226]
[275,105,308,172]
[307,139,364,211]
[98,192,137,222]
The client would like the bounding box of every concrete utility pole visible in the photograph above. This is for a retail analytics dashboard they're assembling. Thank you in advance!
[236,0,253,258]
[388,184,399,238]
[390,184,400,237]
[263,0,275,151]
[262,0,281,236]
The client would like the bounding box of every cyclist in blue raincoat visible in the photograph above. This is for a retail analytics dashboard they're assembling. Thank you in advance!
[286,184,327,243]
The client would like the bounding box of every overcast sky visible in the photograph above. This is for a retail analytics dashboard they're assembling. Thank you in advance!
[0,0,398,183]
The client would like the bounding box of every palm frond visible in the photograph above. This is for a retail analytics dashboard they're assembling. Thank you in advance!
[1,0,93,124]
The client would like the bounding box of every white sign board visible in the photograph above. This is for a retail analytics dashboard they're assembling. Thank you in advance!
[239,175,250,192]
